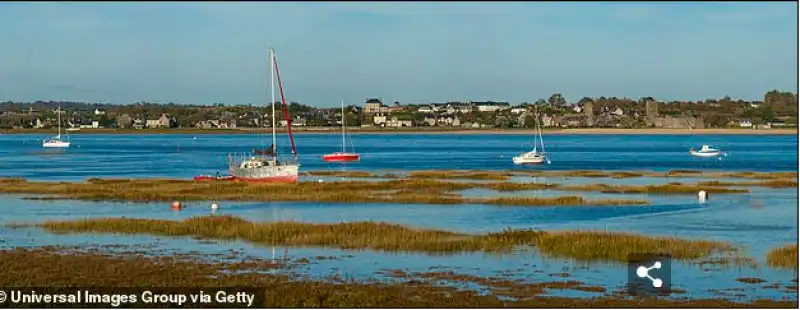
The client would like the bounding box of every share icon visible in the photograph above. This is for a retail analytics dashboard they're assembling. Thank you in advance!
[636,261,663,288]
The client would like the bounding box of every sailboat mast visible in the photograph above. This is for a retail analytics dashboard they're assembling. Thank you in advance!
[57,105,62,137]
[341,100,346,153]
[270,47,277,156]
[537,112,546,154]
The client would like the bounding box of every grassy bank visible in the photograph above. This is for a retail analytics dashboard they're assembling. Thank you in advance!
[0,177,651,206]
[308,169,798,182]
[0,175,769,206]
[1,248,793,307]
[37,215,737,262]
[767,244,799,269]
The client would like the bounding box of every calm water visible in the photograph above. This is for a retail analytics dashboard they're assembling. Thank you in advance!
[0,133,796,180]
[0,133,797,301]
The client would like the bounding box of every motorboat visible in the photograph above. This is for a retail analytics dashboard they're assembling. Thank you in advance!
[690,145,725,158]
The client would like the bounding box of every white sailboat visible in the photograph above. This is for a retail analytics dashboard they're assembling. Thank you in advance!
[225,47,300,183]
[42,106,70,148]
[513,110,550,165]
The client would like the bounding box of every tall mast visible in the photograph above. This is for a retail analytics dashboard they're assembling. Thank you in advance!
[270,47,277,156]
[341,100,346,153]
[537,110,546,154]
[531,107,537,153]
[57,105,62,138]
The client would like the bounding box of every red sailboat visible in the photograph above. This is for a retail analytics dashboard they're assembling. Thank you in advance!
[323,100,360,163]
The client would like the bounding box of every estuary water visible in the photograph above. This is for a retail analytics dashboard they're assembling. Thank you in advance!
[0,133,796,180]
[0,133,797,301]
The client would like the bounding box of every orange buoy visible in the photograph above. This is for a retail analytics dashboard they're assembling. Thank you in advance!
[171,201,183,210]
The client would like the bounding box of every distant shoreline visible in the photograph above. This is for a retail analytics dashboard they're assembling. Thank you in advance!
[1,127,796,135]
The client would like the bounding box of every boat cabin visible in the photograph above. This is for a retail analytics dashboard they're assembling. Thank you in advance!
[239,157,276,169]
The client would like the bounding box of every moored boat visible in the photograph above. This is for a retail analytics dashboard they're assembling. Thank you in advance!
[323,152,360,162]
[323,100,360,163]
[43,105,70,148]
[194,47,300,183]
[513,108,550,165]
[690,145,725,158]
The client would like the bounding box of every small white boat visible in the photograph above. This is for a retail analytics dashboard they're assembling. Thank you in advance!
[43,135,71,148]
[43,105,70,148]
[513,150,548,164]
[690,145,725,158]
[513,108,551,165]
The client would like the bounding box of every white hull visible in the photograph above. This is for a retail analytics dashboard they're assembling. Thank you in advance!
[513,152,547,165]
[43,140,70,148]
[229,157,299,182]
[690,150,721,158]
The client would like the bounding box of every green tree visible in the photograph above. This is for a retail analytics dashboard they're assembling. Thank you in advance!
[760,105,776,122]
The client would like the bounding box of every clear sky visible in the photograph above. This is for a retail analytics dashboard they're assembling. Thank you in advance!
[0,1,796,107]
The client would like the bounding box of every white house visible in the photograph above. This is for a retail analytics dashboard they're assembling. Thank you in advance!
[476,102,510,112]
[739,119,753,128]
[94,108,106,116]
[510,107,528,115]
[373,114,388,126]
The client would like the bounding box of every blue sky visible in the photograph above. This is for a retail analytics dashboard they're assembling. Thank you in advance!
[0,1,796,107]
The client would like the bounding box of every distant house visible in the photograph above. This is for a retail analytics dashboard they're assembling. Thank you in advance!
[386,116,413,127]
[768,120,788,127]
[94,108,105,116]
[422,116,436,126]
[417,105,434,113]
[364,98,385,114]
[280,116,307,127]
[116,114,133,129]
[146,114,173,128]
[132,119,145,130]
[197,119,237,129]
[373,114,388,126]
[739,119,753,128]
[510,107,528,115]
[475,102,510,112]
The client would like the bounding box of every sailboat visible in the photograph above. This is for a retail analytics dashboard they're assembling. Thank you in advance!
[195,47,299,183]
[513,110,550,165]
[42,106,70,148]
[323,100,360,163]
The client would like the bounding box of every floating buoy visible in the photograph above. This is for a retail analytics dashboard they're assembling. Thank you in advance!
[211,203,219,211]
[698,190,708,203]
[171,201,183,210]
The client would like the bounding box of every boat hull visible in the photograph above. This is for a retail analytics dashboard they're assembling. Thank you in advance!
[43,140,70,148]
[513,151,547,165]
[229,163,299,183]
[513,157,546,165]
[690,151,722,158]
[323,153,360,162]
